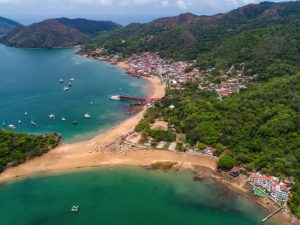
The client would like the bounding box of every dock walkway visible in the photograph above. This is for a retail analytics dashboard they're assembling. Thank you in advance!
[261,205,284,223]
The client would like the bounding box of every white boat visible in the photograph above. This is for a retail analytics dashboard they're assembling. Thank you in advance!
[18,120,22,124]
[8,124,16,129]
[70,78,75,81]
[64,86,70,91]
[31,120,37,126]
[90,101,94,105]
[49,114,55,119]
[84,114,92,118]
[61,117,66,121]
[24,112,28,115]
[71,206,79,212]
[59,79,64,83]
[110,95,120,100]
[2,122,6,126]
[68,82,72,87]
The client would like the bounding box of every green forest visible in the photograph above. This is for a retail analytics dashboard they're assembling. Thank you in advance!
[138,73,300,216]
[83,2,300,81]
[0,130,60,172]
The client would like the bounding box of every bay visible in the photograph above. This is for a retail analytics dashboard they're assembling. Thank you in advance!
[0,45,150,141]
[0,167,279,225]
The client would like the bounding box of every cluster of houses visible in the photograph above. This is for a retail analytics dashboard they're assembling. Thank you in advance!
[82,48,122,64]
[199,78,247,99]
[85,48,250,100]
[249,173,289,203]
[124,52,192,80]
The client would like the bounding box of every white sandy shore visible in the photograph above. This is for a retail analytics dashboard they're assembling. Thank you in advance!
[0,58,298,225]
[0,74,218,184]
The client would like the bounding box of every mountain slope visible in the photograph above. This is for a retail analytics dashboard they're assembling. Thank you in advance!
[0,16,21,35]
[57,17,122,35]
[84,1,300,80]
[1,18,121,48]
[154,72,300,216]
[1,19,85,48]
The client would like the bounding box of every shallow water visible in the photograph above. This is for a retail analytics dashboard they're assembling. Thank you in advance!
[0,167,280,225]
[0,45,149,141]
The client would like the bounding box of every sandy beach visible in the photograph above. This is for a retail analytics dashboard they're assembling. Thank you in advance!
[0,70,218,184]
[0,59,298,225]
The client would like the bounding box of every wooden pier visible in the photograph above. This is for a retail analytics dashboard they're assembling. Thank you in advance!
[261,205,284,223]
[119,95,161,102]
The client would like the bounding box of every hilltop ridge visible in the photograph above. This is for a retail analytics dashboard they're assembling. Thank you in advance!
[0,18,122,48]
[0,16,21,35]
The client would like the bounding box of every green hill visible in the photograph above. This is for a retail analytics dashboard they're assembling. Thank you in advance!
[57,17,122,35]
[0,18,121,48]
[147,73,300,216]
[0,16,21,35]
[0,130,60,172]
[84,1,300,80]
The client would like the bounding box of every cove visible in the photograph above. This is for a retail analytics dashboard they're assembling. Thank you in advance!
[0,45,149,141]
[0,167,279,225]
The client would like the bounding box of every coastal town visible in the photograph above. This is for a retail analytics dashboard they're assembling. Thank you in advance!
[83,47,291,210]
[83,48,249,100]
[0,1,300,225]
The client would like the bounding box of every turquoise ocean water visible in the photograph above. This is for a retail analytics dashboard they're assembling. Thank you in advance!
[0,167,280,225]
[0,45,282,225]
[0,45,150,141]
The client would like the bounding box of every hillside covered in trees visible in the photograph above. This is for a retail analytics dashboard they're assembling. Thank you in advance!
[0,18,121,48]
[137,73,300,216]
[83,1,300,81]
[0,130,60,172]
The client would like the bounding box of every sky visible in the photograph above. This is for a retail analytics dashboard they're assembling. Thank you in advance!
[0,0,294,25]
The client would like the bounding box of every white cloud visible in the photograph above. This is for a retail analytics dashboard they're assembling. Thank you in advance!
[176,0,192,10]
[118,0,169,7]
[72,0,113,6]
[0,0,18,4]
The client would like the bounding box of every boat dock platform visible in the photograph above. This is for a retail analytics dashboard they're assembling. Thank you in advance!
[119,95,161,102]
[261,205,284,223]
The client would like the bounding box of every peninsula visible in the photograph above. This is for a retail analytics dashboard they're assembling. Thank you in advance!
[0,1,299,225]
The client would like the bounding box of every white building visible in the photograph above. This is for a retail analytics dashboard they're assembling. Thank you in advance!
[250,173,289,203]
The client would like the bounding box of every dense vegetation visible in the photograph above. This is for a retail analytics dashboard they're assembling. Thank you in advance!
[135,110,176,143]
[0,130,60,172]
[0,18,121,48]
[57,18,122,35]
[149,73,300,216]
[83,1,300,81]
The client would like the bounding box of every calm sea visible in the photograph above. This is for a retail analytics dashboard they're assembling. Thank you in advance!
[0,167,280,225]
[0,45,150,141]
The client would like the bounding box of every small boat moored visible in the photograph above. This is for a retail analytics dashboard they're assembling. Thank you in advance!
[64,86,70,91]
[110,95,120,101]
[71,205,79,213]
[49,114,55,119]
[61,117,66,121]
[84,114,92,118]
[31,120,37,127]
[18,120,22,124]
[59,79,64,83]
[8,124,16,129]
